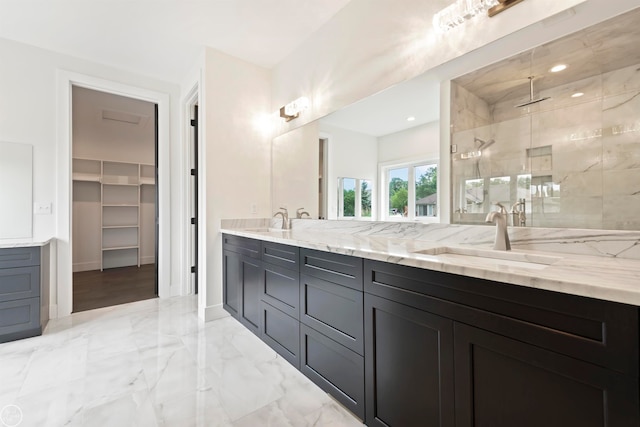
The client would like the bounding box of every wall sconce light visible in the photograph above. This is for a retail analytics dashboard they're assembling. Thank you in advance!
[433,0,525,33]
[279,97,310,122]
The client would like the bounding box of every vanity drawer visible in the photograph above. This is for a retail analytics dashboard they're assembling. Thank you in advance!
[262,262,299,319]
[0,297,41,343]
[262,241,299,270]
[300,274,363,355]
[300,248,363,290]
[0,266,40,303]
[222,234,260,259]
[0,247,40,269]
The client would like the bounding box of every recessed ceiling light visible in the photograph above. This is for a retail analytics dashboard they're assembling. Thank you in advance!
[407,116,416,122]
[550,64,567,73]
[571,92,584,98]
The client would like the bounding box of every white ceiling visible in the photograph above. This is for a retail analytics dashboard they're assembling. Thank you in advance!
[0,0,353,83]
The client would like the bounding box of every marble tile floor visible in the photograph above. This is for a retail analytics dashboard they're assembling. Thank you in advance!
[0,296,364,427]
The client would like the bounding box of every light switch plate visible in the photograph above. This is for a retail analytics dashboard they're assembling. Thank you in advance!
[34,202,51,215]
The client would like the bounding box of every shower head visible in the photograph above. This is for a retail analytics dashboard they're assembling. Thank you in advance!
[474,137,495,150]
[515,76,550,108]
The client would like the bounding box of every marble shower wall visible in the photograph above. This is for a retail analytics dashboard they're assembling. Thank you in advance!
[451,63,640,230]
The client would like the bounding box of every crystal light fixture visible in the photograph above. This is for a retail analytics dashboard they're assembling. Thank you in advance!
[433,0,526,33]
[433,0,500,33]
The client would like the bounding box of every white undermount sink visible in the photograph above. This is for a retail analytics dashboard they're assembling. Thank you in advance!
[412,246,562,270]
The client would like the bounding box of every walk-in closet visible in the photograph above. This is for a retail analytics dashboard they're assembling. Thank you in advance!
[71,87,157,312]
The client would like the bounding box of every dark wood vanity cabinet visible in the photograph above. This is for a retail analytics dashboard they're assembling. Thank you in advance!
[0,246,47,343]
[260,241,301,368]
[222,235,262,335]
[299,248,365,419]
[454,323,638,427]
[223,235,640,426]
[364,259,640,427]
[364,293,455,427]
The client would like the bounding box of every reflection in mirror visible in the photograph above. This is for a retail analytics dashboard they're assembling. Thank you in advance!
[383,160,438,219]
[338,178,372,219]
[450,7,640,230]
[0,141,33,239]
[317,72,440,220]
[271,122,320,218]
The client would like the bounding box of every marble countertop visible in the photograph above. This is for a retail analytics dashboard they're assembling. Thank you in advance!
[221,225,640,306]
[0,238,52,249]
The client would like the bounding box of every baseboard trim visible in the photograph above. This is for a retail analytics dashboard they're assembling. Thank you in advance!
[141,256,155,265]
[72,261,101,272]
[202,303,230,322]
[49,304,58,319]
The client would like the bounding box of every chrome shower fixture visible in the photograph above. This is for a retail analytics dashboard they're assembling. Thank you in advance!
[515,76,550,107]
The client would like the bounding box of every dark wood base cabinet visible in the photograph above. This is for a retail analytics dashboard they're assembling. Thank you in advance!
[454,323,639,427]
[0,246,48,343]
[365,293,454,427]
[223,235,640,426]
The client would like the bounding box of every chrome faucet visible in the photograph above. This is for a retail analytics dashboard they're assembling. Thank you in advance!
[296,208,310,219]
[485,203,511,251]
[510,199,526,227]
[273,207,289,230]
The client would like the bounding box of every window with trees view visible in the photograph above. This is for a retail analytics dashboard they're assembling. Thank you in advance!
[385,161,438,220]
[339,177,373,219]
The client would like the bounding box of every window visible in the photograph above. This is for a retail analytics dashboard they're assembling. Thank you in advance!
[383,160,438,220]
[338,177,373,219]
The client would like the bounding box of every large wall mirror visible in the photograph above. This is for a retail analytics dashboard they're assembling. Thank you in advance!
[271,72,442,221]
[451,8,640,230]
[0,141,33,238]
[271,6,640,231]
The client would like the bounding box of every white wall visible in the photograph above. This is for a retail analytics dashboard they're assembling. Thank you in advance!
[200,47,272,320]
[319,122,378,220]
[378,121,440,165]
[271,0,589,137]
[0,37,182,316]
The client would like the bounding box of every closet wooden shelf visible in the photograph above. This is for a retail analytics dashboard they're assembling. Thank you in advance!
[139,177,155,185]
[102,181,139,186]
[102,245,139,251]
[72,173,101,182]
[72,158,153,271]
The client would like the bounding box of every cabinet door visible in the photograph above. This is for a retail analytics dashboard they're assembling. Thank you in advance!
[365,294,455,427]
[223,249,241,317]
[239,256,262,336]
[454,323,639,427]
[261,301,300,369]
[300,324,365,420]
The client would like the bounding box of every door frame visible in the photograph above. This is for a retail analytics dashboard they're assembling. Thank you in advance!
[56,71,171,318]
[183,85,200,296]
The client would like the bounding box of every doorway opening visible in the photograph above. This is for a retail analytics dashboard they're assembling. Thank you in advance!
[71,87,158,312]
[319,137,328,219]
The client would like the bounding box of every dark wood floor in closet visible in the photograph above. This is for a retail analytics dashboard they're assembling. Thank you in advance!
[73,264,157,313]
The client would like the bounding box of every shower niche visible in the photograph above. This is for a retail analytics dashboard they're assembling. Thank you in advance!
[450,8,640,230]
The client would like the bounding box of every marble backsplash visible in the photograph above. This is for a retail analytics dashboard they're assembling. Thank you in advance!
[222,218,640,261]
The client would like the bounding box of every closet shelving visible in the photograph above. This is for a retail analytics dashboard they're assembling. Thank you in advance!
[72,158,155,270]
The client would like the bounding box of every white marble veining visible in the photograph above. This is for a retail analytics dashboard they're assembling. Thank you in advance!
[0,296,362,427]
[222,219,640,306]
[0,238,51,249]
